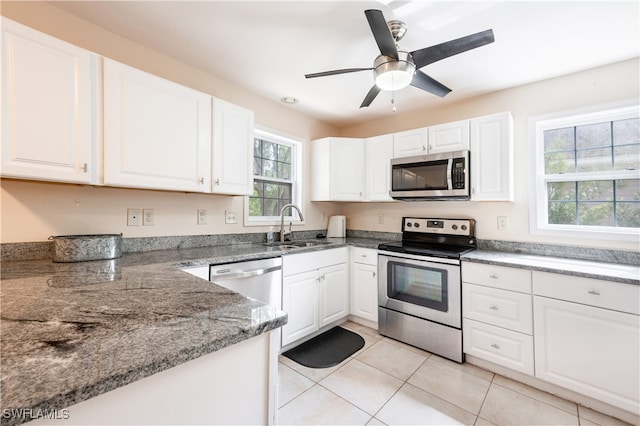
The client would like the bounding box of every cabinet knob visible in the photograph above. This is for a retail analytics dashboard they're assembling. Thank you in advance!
[199,177,204,184]
[489,305,499,310]
[214,179,220,185]
[588,290,601,296]
[489,273,499,279]
[372,272,376,277]
[490,343,500,350]
[82,163,88,173]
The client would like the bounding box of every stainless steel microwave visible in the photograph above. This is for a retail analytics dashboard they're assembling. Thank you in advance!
[389,150,470,200]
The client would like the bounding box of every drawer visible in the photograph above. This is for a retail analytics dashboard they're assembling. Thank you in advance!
[463,283,533,334]
[283,247,347,277]
[463,319,534,376]
[350,247,377,266]
[462,262,531,293]
[533,271,640,315]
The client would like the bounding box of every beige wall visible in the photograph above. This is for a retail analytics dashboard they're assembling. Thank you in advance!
[1,2,638,252]
[0,1,343,243]
[336,59,640,252]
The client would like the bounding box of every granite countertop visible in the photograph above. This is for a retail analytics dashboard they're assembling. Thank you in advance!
[462,250,640,285]
[0,237,383,425]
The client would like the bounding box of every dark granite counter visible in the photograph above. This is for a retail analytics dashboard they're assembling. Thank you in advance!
[462,250,640,285]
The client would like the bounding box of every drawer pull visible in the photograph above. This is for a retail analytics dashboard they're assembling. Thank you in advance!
[489,274,499,279]
[489,305,499,310]
[490,343,500,349]
[588,290,601,296]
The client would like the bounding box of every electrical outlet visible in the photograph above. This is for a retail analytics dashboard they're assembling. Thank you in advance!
[225,211,237,224]
[143,209,155,226]
[378,213,384,224]
[197,209,207,225]
[497,216,508,230]
[127,209,141,226]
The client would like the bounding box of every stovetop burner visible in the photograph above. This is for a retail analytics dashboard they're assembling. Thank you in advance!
[378,217,476,258]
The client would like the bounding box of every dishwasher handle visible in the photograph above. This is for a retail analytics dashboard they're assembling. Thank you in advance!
[210,265,281,280]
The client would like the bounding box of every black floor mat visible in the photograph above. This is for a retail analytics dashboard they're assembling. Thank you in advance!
[283,326,365,369]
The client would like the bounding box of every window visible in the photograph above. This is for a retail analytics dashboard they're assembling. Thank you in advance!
[245,128,303,225]
[531,104,640,239]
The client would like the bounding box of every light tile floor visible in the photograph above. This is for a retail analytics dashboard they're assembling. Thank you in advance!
[278,321,632,426]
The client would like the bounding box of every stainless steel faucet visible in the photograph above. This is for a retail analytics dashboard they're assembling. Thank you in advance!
[280,204,304,242]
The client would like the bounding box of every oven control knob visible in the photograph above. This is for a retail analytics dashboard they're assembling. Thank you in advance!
[414,222,420,228]
[461,225,467,231]
[406,222,412,227]
[452,225,458,230]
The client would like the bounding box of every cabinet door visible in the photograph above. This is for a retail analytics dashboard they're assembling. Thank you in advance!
[350,261,378,323]
[1,18,95,184]
[470,112,514,201]
[330,138,365,201]
[211,98,254,195]
[318,263,349,327]
[393,128,427,158]
[281,271,319,346]
[365,134,394,201]
[428,119,470,153]
[534,296,640,414]
[104,58,212,192]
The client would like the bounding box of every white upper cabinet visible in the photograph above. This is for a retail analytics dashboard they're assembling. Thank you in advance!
[428,119,470,153]
[393,128,427,158]
[311,137,365,201]
[470,111,514,201]
[365,134,394,201]
[211,98,254,195]
[103,58,212,192]
[1,18,97,184]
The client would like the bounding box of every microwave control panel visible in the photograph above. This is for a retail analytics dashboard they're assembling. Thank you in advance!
[451,157,466,189]
[402,217,475,237]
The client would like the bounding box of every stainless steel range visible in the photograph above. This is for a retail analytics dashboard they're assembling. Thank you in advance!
[378,217,476,363]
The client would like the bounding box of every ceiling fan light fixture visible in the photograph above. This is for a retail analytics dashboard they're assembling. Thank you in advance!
[373,52,415,91]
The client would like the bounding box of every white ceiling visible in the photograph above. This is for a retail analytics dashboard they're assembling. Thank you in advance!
[50,1,639,128]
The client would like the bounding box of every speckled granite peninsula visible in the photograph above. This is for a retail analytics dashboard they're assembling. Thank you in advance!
[0,243,297,426]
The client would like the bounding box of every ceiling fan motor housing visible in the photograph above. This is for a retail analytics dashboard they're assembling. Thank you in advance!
[373,51,416,91]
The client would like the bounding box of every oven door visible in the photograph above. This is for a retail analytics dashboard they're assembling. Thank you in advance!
[378,251,461,328]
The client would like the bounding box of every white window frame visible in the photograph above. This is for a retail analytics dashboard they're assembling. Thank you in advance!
[243,126,304,227]
[529,100,640,241]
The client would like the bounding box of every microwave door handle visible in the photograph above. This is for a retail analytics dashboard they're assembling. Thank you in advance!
[446,158,453,190]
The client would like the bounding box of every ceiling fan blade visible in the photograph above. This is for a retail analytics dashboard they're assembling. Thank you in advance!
[360,85,381,108]
[411,70,452,98]
[305,68,372,78]
[364,9,398,59]
[411,29,495,69]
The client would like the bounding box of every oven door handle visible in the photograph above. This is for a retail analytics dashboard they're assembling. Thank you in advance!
[377,250,461,266]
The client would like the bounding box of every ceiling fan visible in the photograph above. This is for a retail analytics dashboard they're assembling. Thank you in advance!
[305,9,495,108]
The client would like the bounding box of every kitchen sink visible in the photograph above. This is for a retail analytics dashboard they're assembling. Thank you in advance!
[265,240,332,250]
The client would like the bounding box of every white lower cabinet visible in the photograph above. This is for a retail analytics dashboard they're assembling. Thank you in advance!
[281,248,348,347]
[462,262,534,375]
[533,271,640,414]
[349,247,378,324]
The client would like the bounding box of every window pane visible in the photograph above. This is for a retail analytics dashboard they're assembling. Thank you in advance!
[279,183,291,199]
[577,180,613,201]
[613,118,640,145]
[614,145,640,171]
[262,142,277,160]
[254,139,262,157]
[262,159,277,178]
[544,151,575,174]
[278,162,291,180]
[548,201,576,224]
[617,202,640,227]
[278,145,291,162]
[253,158,262,176]
[548,182,575,201]
[544,127,574,152]
[616,179,640,201]
[576,147,612,172]
[264,182,279,198]
[253,180,264,197]
[576,122,611,149]
[264,199,279,216]
[249,197,262,216]
[578,202,614,226]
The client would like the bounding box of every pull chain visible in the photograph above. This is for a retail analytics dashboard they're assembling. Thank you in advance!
[391,92,397,113]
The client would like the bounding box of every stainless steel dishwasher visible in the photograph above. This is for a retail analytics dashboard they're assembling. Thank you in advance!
[209,257,282,309]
